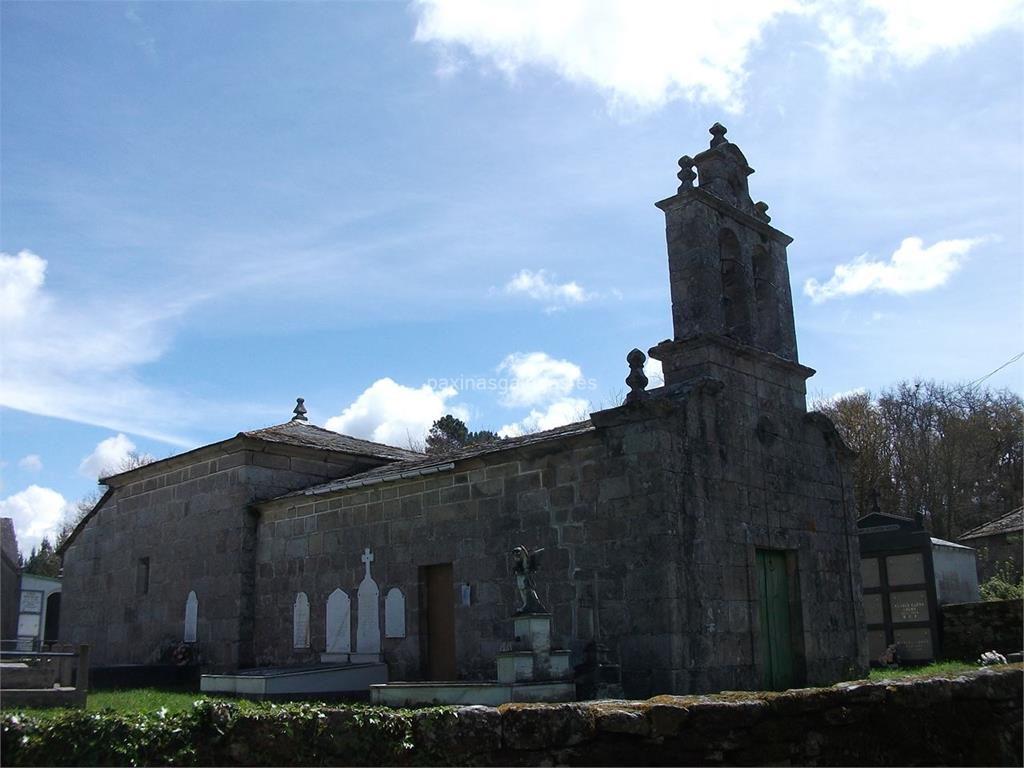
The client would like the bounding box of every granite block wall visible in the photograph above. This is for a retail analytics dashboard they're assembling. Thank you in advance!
[60,444,382,671]
[253,360,868,697]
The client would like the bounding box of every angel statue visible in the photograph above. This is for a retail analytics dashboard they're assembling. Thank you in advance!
[511,545,547,614]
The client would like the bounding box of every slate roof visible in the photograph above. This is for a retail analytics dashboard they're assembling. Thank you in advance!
[958,507,1024,541]
[278,419,596,499]
[240,420,422,461]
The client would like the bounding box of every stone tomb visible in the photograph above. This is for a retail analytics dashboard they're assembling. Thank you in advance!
[183,591,198,644]
[322,588,351,662]
[201,547,388,699]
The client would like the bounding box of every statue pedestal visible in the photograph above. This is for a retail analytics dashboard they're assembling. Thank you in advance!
[496,613,572,684]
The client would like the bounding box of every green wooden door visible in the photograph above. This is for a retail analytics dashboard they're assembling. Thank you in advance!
[756,550,794,690]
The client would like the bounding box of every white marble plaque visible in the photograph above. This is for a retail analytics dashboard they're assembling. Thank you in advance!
[863,593,884,625]
[184,591,198,643]
[385,587,406,638]
[20,590,43,614]
[886,553,925,586]
[889,590,929,623]
[356,548,381,654]
[17,614,40,638]
[860,558,880,589]
[326,588,351,653]
[293,592,310,649]
[894,627,933,660]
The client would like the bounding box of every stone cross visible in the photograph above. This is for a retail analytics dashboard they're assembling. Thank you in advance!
[361,547,374,577]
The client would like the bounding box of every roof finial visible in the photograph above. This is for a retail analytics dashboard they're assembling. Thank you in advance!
[625,348,649,404]
[709,122,728,148]
[676,155,696,192]
[292,397,308,421]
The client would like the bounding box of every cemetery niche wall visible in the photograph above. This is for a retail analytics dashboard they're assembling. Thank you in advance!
[59,125,869,697]
[858,511,980,664]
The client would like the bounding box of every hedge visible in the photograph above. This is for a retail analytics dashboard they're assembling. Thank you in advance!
[1,700,421,767]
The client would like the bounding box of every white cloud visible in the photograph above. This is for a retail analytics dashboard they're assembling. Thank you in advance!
[0,249,209,447]
[0,485,70,554]
[17,454,43,472]
[498,397,590,438]
[79,434,137,479]
[413,0,796,112]
[497,352,585,407]
[817,0,1023,73]
[504,269,593,311]
[804,236,983,303]
[412,0,1022,111]
[325,378,467,448]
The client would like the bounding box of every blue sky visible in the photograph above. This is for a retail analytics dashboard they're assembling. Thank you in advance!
[2,0,1022,553]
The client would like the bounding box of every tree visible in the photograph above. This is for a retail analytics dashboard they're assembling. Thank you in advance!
[23,537,61,578]
[814,380,1023,539]
[425,415,498,455]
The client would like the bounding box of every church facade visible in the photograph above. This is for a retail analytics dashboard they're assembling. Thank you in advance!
[60,125,869,697]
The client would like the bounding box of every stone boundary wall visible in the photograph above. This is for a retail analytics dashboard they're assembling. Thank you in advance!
[6,667,1019,767]
[418,666,1023,766]
[941,599,1024,661]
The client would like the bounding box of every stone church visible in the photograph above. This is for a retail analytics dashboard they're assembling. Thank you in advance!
[60,125,869,698]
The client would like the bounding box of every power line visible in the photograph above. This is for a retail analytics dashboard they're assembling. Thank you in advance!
[961,350,1024,392]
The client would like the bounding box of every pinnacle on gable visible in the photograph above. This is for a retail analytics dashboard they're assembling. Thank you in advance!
[292,397,308,421]
[709,122,728,148]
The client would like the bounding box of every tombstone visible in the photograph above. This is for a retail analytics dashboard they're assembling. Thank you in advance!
[324,588,352,660]
[384,587,406,638]
[355,547,381,659]
[293,592,310,649]
[183,591,198,643]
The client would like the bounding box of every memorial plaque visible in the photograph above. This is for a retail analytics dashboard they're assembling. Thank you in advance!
[863,593,884,624]
[886,553,925,586]
[894,627,933,660]
[889,590,929,623]
[861,558,880,589]
[867,629,887,661]
[293,592,310,649]
[184,591,198,643]
[19,590,43,614]
[17,614,40,638]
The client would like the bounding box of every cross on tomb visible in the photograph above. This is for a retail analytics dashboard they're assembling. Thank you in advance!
[361,547,374,577]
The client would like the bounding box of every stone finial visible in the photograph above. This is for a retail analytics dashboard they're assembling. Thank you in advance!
[292,397,308,421]
[754,201,771,223]
[676,155,696,192]
[709,122,728,148]
[625,348,649,404]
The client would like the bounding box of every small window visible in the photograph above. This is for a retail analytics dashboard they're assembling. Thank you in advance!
[137,557,150,595]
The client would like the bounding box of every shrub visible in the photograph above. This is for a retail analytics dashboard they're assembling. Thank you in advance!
[980,560,1024,601]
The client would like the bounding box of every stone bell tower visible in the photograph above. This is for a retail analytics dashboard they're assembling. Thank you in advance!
[649,124,813,410]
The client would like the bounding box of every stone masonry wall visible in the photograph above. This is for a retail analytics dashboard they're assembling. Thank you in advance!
[254,357,867,697]
[253,430,677,686]
[60,445,380,671]
[407,665,1023,767]
[941,599,1023,661]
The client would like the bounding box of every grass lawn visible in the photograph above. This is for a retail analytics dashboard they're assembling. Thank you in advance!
[867,660,978,681]
[2,662,992,718]
[1,688,229,719]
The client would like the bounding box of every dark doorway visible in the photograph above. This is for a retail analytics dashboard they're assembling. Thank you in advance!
[756,549,795,690]
[420,564,456,680]
[44,592,61,644]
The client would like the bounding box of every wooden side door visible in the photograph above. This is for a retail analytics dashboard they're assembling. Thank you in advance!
[756,549,794,690]
[422,564,456,681]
